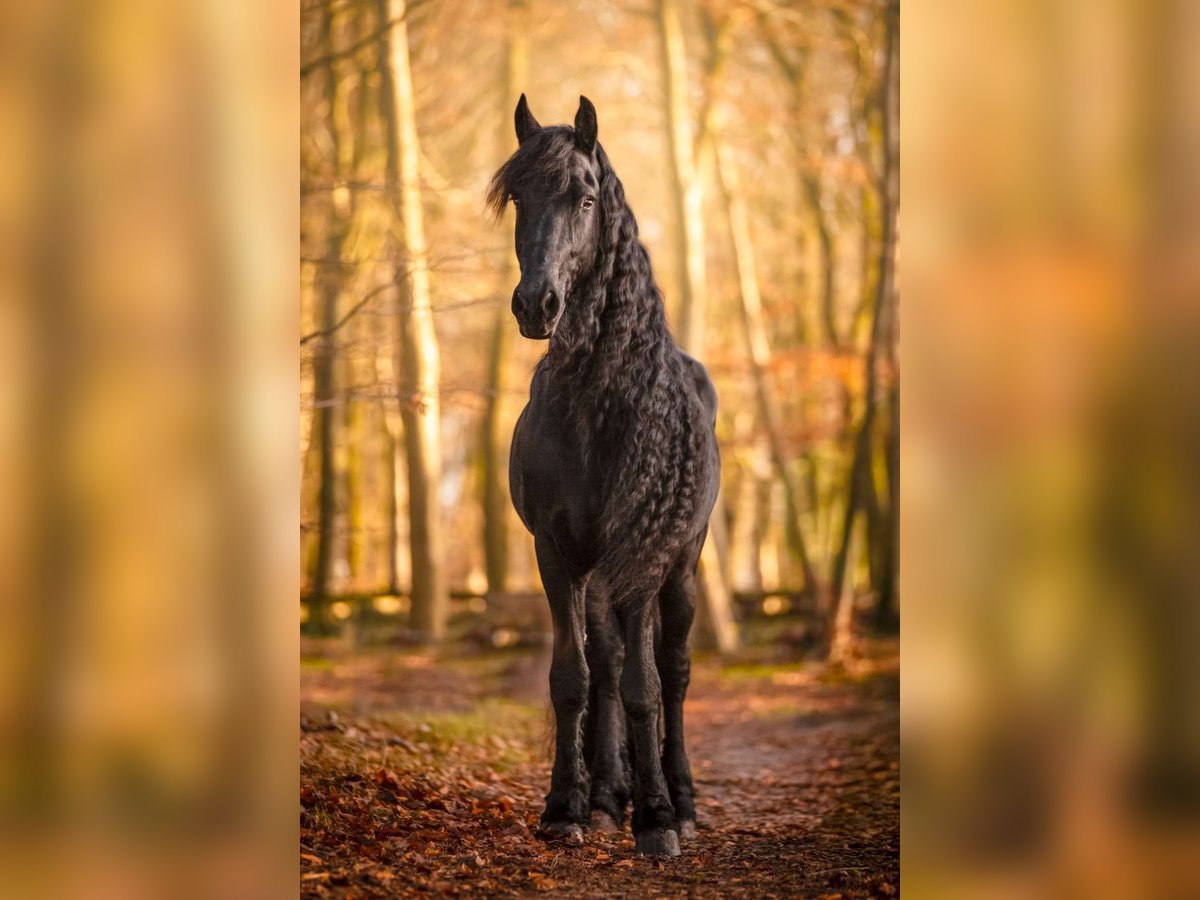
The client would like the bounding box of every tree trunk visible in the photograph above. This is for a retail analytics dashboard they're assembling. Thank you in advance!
[829,0,899,624]
[715,140,820,598]
[379,0,447,640]
[375,343,411,596]
[874,0,900,631]
[829,415,872,620]
[309,5,353,635]
[694,540,740,654]
[828,523,861,670]
[803,174,838,348]
[480,0,529,596]
[344,374,366,589]
[731,463,765,593]
[874,381,899,631]
[480,301,510,598]
[656,0,738,653]
[752,474,774,591]
[657,0,707,352]
[383,420,401,595]
[757,26,834,352]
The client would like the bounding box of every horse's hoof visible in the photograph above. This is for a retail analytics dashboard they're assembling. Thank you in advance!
[636,828,681,857]
[590,811,621,833]
[677,819,697,840]
[539,822,584,843]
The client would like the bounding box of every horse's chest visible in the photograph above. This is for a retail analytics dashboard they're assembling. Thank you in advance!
[509,400,603,558]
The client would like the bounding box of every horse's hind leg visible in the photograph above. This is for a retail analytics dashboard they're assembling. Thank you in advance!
[535,535,589,837]
[583,593,629,831]
[656,536,702,839]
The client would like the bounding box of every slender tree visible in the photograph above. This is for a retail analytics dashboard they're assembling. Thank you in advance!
[657,0,707,352]
[874,0,900,630]
[759,23,839,349]
[804,173,839,348]
[656,0,739,653]
[339,5,371,609]
[714,138,819,598]
[310,2,354,634]
[379,0,448,640]
[480,0,529,596]
[829,0,899,639]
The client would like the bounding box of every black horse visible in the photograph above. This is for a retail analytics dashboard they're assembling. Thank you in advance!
[487,95,720,857]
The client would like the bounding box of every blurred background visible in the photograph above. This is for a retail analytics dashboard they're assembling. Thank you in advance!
[299,0,900,660]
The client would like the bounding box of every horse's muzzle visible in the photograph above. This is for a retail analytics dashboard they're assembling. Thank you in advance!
[512,284,563,340]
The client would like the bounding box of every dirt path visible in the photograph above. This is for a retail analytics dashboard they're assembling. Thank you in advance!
[300,643,898,897]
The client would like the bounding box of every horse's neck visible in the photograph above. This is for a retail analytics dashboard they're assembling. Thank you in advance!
[541,260,677,399]
[544,338,675,423]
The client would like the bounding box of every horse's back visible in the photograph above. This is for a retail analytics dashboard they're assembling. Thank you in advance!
[679,352,718,427]
[677,351,721,538]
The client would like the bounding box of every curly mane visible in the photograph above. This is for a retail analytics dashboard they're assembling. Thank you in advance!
[488,129,712,603]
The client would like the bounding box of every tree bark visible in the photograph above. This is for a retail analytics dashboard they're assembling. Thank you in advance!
[375,342,410,595]
[802,174,838,348]
[344,371,366,588]
[715,140,820,598]
[758,24,838,351]
[874,0,900,630]
[657,0,707,353]
[752,474,774,591]
[383,420,401,594]
[656,0,739,653]
[730,462,766,594]
[874,381,899,631]
[829,0,899,628]
[693,540,740,654]
[480,0,529,596]
[379,0,447,640]
[309,3,353,634]
[828,524,861,670]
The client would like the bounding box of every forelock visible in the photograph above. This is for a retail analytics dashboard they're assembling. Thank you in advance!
[486,127,594,217]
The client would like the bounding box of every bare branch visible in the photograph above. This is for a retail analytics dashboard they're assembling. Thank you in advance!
[300,282,395,346]
[300,0,431,77]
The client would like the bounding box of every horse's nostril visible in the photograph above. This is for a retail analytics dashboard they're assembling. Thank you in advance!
[540,290,561,320]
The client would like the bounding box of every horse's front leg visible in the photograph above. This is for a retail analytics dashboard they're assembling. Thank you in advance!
[620,594,680,856]
[535,535,589,838]
[583,592,629,831]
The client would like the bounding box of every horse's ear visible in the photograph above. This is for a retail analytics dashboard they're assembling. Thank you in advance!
[574,95,597,155]
[515,94,541,145]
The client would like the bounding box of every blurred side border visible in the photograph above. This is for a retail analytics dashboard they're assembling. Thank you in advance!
[903,0,1200,896]
[0,0,298,896]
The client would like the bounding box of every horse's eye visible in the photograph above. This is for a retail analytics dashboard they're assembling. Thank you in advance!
[511,197,520,207]
[581,196,594,211]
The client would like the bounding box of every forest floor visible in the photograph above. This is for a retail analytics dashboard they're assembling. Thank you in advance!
[300,636,899,898]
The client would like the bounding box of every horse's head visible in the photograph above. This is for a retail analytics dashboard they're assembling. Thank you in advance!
[488,95,603,340]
